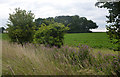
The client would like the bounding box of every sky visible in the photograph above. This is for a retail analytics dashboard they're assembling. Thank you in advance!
[0,0,109,32]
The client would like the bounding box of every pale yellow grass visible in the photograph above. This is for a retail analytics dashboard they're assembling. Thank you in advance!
[2,41,75,75]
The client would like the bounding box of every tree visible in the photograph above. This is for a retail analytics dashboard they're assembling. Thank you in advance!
[35,17,54,26]
[7,8,35,44]
[33,22,69,48]
[35,15,98,33]
[0,27,5,33]
[95,1,120,51]
[54,15,98,33]
[95,1,120,75]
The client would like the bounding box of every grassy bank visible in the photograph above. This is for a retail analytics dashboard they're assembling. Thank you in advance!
[2,40,119,75]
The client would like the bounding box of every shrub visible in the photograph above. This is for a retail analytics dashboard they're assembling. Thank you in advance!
[33,23,69,48]
[7,8,35,44]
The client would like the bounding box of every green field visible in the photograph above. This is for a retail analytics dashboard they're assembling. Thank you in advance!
[64,32,116,49]
[1,33,116,49]
[0,33,9,41]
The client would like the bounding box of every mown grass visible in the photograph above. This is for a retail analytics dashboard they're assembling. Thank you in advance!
[2,40,119,75]
[64,32,116,49]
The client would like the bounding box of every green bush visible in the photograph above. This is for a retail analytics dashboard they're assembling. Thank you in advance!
[33,23,69,48]
[7,8,35,44]
[8,25,35,44]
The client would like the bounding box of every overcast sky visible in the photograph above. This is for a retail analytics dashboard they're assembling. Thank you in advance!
[0,0,109,32]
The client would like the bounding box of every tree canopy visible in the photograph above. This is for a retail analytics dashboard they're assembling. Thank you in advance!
[0,27,5,33]
[96,1,120,51]
[35,15,98,33]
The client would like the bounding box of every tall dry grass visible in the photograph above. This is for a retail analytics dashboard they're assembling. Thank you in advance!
[2,41,97,75]
[2,41,120,75]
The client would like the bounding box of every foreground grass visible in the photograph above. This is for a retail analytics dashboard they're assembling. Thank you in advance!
[2,41,119,75]
[2,41,94,75]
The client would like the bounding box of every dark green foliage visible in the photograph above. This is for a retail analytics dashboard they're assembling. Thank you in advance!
[35,17,55,28]
[35,15,98,33]
[96,1,120,51]
[33,23,69,48]
[0,27,5,33]
[7,8,35,44]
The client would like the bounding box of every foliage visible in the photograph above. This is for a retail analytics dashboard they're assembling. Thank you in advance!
[0,27,5,33]
[35,15,98,33]
[95,1,120,51]
[35,17,55,27]
[33,22,69,48]
[55,15,98,33]
[7,8,35,44]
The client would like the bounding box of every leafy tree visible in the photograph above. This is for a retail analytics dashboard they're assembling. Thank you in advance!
[33,22,69,48]
[37,15,98,33]
[95,1,120,51]
[96,1,120,75]
[7,8,35,44]
[0,27,5,33]
[35,17,54,27]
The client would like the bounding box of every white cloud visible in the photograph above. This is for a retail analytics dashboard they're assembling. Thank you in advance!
[0,0,108,32]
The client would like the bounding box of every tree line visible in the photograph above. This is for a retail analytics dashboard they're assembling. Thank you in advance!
[35,15,98,33]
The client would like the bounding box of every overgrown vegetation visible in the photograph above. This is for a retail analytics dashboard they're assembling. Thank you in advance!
[2,41,119,75]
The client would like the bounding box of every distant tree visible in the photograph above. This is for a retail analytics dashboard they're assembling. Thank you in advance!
[35,17,54,26]
[54,15,98,33]
[0,27,5,33]
[95,1,120,51]
[36,15,98,33]
[7,8,35,44]
[54,15,72,26]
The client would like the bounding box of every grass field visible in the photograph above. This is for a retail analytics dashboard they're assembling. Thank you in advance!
[0,33,9,41]
[1,33,116,49]
[64,32,116,49]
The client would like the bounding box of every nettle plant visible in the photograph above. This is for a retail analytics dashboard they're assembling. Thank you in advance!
[33,22,69,48]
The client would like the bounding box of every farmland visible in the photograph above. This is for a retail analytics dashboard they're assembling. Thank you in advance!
[64,32,116,49]
[1,33,116,49]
